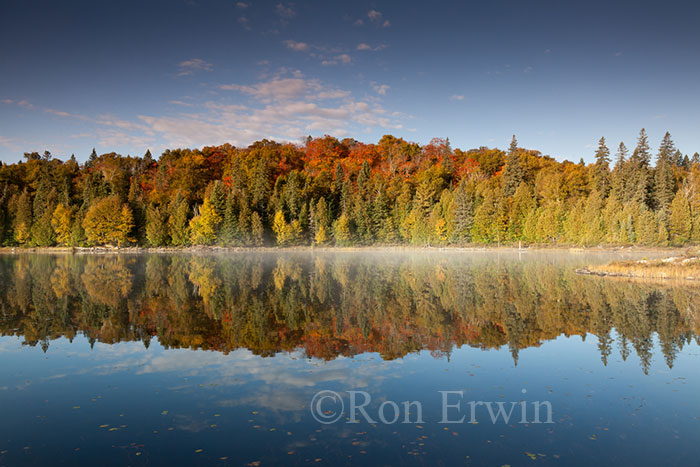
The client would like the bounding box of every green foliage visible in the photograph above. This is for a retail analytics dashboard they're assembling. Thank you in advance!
[146,204,169,246]
[0,131,698,249]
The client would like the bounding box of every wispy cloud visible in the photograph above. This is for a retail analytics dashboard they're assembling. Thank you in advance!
[367,9,390,27]
[368,9,382,21]
[275,3,295,18]
[321,54,351,66]
[371,82,390,95]
[356,43,387,52]
[1,99,34,109]
[283,40,309,52]
[177,58,213,76]
[450,94,465,101]
[139,72,402,148]
[235,1,248,8]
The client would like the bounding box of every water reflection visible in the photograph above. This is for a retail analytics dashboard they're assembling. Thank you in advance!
[2,251,698,373]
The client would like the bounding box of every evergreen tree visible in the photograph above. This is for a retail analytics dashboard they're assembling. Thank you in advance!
[250,211,265,246]
[610,142,628,202]
[653,131,676,212]
[145,204,169,246]
[592,137,611,196]
[502,135,524,197]
[449,181,474,243]
[169,193,190,246]
[627,129,652,206]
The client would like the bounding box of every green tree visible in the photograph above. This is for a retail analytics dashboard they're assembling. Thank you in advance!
[592,137,611,196]
[502,135,523,197]
[654,131,676,212]
[146,204,169,246]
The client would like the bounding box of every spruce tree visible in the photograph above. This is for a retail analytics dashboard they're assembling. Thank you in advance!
[610,142,628,202]
[450,181,474,243]
[654,131,676,212]
[502,135,523,197]
[627,129,652,206]
[592,137,611,196]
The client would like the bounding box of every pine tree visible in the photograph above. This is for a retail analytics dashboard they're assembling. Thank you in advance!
[502,135,523,197]
[250,211,265,246]
[653,131,676,212]
[251,158,271,215]
[592,137,611,196]
[145,204,169,246]
[610,142,628,202]
[449,181,474,243]
[169,193,190,246]
[627,129,652,206]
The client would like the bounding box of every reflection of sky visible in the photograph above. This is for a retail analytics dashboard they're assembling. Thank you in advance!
[2,328,700,464]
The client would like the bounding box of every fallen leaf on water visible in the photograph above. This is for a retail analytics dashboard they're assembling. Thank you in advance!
[72,406,80,409]
[99,425,109,428]
[195,449,203,453]
[108,428,119,432]
[161,411,168,415]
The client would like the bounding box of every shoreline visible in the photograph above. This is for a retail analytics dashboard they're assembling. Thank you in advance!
[577,253,700,282]
[0,245,695,255]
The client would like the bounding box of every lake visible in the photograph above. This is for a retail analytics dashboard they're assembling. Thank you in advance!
[1,250,699,465]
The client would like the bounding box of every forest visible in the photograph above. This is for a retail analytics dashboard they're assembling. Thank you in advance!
[1,129,699,248]
[1,253,697,373]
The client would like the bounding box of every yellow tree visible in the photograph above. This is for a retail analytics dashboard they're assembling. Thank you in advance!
[51,204,73,245]
[189,198,221,245]
[83,196,134,246]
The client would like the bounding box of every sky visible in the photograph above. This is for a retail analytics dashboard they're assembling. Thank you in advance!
[1,0,699,163]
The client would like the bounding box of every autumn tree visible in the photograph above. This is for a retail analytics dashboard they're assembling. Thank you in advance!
[83,196,133,246]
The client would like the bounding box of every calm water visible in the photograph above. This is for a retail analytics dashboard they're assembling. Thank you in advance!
[1,250,699,466]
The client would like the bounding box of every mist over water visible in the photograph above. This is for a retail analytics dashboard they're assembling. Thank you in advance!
[1,250,699,465]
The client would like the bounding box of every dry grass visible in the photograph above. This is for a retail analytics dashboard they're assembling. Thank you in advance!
[583,251,700,281]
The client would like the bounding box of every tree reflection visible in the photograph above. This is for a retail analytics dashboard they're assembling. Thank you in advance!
[1,253,699,373]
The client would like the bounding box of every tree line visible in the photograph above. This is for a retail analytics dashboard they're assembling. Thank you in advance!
[1,253,697,372]
[1,130,699,247]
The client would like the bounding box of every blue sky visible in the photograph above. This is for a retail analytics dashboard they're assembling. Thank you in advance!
[1,0,699,163]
